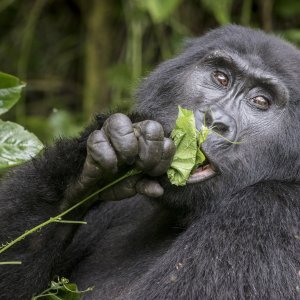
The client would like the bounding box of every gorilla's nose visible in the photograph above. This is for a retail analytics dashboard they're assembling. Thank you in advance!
[195,105,237,142]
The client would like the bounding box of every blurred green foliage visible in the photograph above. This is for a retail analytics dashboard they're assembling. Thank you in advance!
[0,0,299,144]
[0,72,43,170]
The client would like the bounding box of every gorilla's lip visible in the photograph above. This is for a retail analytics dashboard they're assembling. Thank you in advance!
[187,161,217,184]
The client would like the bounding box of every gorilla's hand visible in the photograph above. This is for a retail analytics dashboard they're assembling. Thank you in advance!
[74,113,175,202]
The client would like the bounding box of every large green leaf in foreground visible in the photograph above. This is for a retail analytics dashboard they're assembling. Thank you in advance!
[0,72,26,115]
[0,120,43,169]
[167,106,209,186]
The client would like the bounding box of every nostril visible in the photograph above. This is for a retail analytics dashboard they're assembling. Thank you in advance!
[196,107,237,141]
[212,122,229,134]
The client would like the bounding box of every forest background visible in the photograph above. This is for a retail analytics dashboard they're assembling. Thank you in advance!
[1,0,299,144]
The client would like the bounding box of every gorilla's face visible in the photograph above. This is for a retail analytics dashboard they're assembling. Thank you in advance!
[185,49,289,185]
[136,26,300,208]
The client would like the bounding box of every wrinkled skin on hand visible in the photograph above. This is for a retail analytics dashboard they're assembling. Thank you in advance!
[67,113,176,203]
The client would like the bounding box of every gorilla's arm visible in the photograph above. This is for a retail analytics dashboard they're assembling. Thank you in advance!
[0,114,175,299]
[0,133,89,298]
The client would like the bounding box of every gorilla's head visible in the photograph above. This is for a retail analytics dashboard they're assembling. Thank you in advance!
[135,25,300,209]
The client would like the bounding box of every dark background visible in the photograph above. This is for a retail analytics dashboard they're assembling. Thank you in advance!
[1,0,299,143]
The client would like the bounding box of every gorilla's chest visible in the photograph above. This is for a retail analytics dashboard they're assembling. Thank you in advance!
[71,221,177,299]
[67,198,182,299]
[67,195,300,300]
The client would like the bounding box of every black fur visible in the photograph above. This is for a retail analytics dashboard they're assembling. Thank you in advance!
[0,25,300,299]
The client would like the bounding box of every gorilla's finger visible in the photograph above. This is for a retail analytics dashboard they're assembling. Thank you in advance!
[98,175,141,201]
[136,178,164,198]
[134,120,165,170]
[148,138,176,176]
[103,114,138,164]
[86,130,118,173]
[79,157,102,186]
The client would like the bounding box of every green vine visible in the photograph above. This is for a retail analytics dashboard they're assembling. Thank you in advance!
[0,168,141,263]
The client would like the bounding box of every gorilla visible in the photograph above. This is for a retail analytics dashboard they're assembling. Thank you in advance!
[0,25,299,299]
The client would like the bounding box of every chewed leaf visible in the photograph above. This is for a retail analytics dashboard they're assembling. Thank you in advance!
[0,120,44,169]
[0,72,25,115]
[198,125,210,143]
[167,106,211,186]
[195,146,206,166]
[195,126,210,166]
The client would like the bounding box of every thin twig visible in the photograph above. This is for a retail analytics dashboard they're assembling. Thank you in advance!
[0,169,141,258]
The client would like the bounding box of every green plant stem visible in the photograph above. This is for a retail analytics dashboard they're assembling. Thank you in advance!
[0,261,22,265]
[32,291,56,299]
[54,220,87,225]
[32,277,93,299]
[0,168,141,257]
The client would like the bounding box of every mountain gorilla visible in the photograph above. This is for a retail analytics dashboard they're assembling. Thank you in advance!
[0,25,300,299]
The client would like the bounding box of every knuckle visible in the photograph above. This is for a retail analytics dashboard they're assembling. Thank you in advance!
[93,153,118,173]
[87,130,105,146]
[86,131,118,172]
[108,113,130,123]
[88,149,117,170]
[104,115,138,161]
[141,120,164,141]
[87,131,110,155]
[106,113,133,136]
[115,135,138,159]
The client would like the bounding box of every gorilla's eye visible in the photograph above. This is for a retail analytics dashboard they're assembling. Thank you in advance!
[212,71,229,87]
[251,96,270,110]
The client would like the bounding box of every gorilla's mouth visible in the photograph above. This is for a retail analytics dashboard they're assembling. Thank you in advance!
[187,161,217,184]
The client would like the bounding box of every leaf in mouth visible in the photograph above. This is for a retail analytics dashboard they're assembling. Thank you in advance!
[167,106,210,186]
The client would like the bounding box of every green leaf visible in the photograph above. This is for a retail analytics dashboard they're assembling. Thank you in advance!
[0,120,43,169]
[0,72,26,115]
[58,282,82,300]
[47,295,63,300]
[167,106,209,186]
[194,126,210,169]
[32,277,93,300]
[139,0,182,23]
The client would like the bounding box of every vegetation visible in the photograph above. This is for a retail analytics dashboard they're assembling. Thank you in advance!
[31,277,93,300]
[167,106,208,186]
[0,72,43,170]
[0,0,300,143]
[1,1,300,298]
